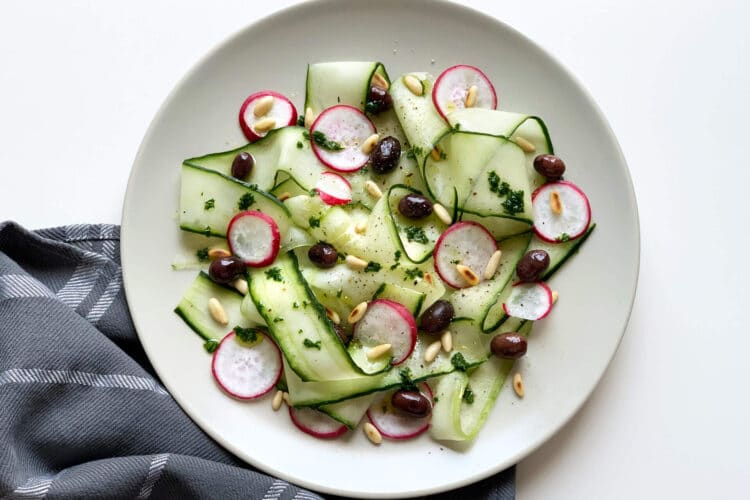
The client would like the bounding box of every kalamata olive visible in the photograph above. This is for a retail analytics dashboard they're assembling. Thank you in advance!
[333,323,350,345]
[419,299,454,334]
[391,390,432,418]
[490,333,528,359]
[533,154,566,181]
[516,249,550,282]
[366,85,393,115]
[231,152,255,179]
[308,242,338,268]
[370,136,401,174]
[398,193,433,219]
[208,255,246,284]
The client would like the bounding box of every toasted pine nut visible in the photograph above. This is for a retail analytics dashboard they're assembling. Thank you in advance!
[424,272,433,285]
[232,278,248,295]
[253,95,275,117]
[277,192,291,202]
[348,301,368,324]
[552,290,559,304]
[325,307,341,325]
[354,221,367,234]
[207,247,231,259]
[403,75,423,96]
[364,422,383,444]
[304,107,315,128]
[253,117,276,133]
[361,133,380,155]
[484,250,503,280]
[514,135,536,153]
[550,190,563,215]
[366,343,392,361]
[345,255,368,271]
[441,330,453,353]
[282,391,291,406]
[465,85,478,108]
[430,147,442,162]
[272,390,283,411]
[424,340,442,363]
[365,180,383,199]
[433,203,452,225]
[208,297,228,325]
[456,264,480,286]
[513,373,524,397]
[372,72,389,90]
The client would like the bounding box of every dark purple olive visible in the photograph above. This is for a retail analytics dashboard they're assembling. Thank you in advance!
[333,323,350,345]
[231,152,255,179]
[366,85,393,114]
[370,136,401,174]
[208,255,245,284]
[419,300,454,334]
[533,154,565,181]
[516,250,550,282]
[308,242,338,268]
[391,390,432,418]
[490,333,528,359]
[398,193,433,219]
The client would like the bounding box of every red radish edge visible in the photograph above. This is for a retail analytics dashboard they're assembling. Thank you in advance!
[531,180,592,243]
[316,172,352,206]
[502,281,554,321]
[211,331,282,400]
[354,299,417,365]
[227,210,281,267]
[366,382,434,440]
[238,91,298,142]
[432,64,498,122]
[309,105,376,172]
[432,221,498,289]
[288,407,348,439]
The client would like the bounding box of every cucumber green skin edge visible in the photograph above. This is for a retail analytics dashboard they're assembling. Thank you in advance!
[303,62,391,115]
[386,183,439,264]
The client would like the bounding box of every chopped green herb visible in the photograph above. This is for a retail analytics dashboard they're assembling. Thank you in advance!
[336,289,343,298]
[364,261,382,273]
[394,250,402,262]
[556,232,571,242]
[502,189,525,216]
[463,385,475,404]
[303,338,322,349]
[296,115,305,127]
[204,198,215,210]
[404,225,429,244]
[234,326,258,343]
[302,300,310,308]
[308,216,321,228]
[453,122,462,131]
[406,146,424,160]
[399,368,418,392]
[292,302,300,309]
[298,329,303,334]
[203,338,220,353]
[310,130,344,151]
[433,396,439,403]
[450,258,461,265]
[390,262,400,270]
[450,352,470,372]
[273,317,284,323]
[202,226,212,237]
[488,171,525,216]
[439,149,447,160]
[404,267,424,280]
[196,247,209,261]
[264,267,283,282]
[296,141,303,149]
[238,192,255,210]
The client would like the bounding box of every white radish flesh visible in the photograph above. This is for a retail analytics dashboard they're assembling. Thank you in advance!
[315,172,352,205]
[310,105,376,172]
[532,181,591,243]
[227,210,280,267]
[366,383,433,440]
[239,91,298,142]
[352,299,417,365]
[211,331,282,400]
[432,65,497,121]
[503,281,553,320]
[289,407,348,439]
[433,221,498,288]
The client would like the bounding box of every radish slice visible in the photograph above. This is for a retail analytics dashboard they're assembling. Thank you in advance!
[532,181,592,243]
[289,407,348,439]
[432,65,497,121]
[309,105,376,172]
[433,221,498,288]
[352,299,417,365]
[211,330,282,400]
[366,383,433,440]
[315,172,352,205]
[239,91,298,142]
[503,281,554,320]
[227,210,280,267]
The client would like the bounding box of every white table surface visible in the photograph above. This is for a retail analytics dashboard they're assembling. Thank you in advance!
[2,1,747,498]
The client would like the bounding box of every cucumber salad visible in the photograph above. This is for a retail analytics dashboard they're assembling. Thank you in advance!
[174,61,594,444]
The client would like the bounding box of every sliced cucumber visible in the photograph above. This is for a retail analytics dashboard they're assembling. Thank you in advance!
[318,392,376,429]
[386,184,446,263]
[304,61,389,116]
[372,282,425,317]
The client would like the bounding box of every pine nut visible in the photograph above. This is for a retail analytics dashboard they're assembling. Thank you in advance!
[441,330,453,353]
[365,180,383,199]
[361,133,380,155]
[372,72,389,90]
[277,192,291,202]
[348,301,368,324]
[282,391,291,406]
[552,290,559,304]
[465,85,478,108]
[513,373,524,397]
[550,190,563,215]
[232,278,248,295]
[403,75,423,96]
[366,343,392,360]
[484,250,503,280]
[354,221,367,234]
[207,247,231,259]
[433,203,452,225]
[272,390,284,411]
[424,272,433,285]
[208,297,228,325]
[253,117,276,133]
[424,340,442,363]
[456,264,480,286]
[304,107,315,128]
[430,147,442,162]
[325,307,341,325]
[364,422,382,444]
[345,255,368,271]
[253,95,275,117]
[514,135,536,153]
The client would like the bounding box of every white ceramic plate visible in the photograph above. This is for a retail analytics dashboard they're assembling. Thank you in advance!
[121,0,639,497]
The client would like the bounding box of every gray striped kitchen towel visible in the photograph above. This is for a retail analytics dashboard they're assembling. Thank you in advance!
[0,221,514,500]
